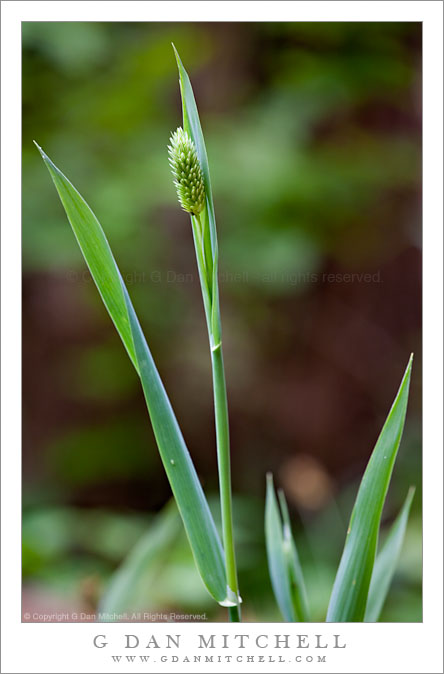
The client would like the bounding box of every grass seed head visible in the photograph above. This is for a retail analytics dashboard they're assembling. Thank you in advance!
[168,127,205,216]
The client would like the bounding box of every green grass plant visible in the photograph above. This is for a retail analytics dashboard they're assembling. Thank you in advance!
[36,46,416,623]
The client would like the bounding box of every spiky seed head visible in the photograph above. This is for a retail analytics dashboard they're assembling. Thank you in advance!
[168,127,205,216]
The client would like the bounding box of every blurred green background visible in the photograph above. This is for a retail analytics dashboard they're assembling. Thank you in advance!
[22,22,422,622]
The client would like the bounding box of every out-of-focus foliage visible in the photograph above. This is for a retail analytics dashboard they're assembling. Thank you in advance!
[22,22,421,621]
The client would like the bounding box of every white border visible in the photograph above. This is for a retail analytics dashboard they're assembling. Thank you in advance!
[2,2,443,673]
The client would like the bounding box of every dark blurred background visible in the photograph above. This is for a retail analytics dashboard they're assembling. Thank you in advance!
[22,22,422,622]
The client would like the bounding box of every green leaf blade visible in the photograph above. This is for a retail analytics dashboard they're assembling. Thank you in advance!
[365,487,415,622]
[265,474,295,622]
[172,45,217,245]
[36,145,228,605]
[278,489,310,622]
[326,355,413,622]
[172,47,221,346]
[123,285,228,602]
[265,475,309,621]
[34,142,138,373]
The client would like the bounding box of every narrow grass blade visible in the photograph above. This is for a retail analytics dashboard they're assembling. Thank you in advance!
[99,501,181,619]
[365,487,415,622]
[278,489,310,621]
[33,142,138,372]
[36,144,228,605]
[265,474,294,621]
[172,45,221,344]
[172,45,217,260]
[326,355,413,622]
[265,474,309,621]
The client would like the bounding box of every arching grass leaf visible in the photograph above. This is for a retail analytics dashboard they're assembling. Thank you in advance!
[326,355,413,622]
[36,144,228,605]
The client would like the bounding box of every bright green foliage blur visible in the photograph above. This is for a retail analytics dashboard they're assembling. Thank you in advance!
[22,22,421,621]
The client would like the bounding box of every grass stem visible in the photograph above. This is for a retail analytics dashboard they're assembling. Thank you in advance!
[211,343,241,621]
[194,213,241,621]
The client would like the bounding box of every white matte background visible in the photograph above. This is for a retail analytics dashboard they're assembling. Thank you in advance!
[2,2,443,673]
